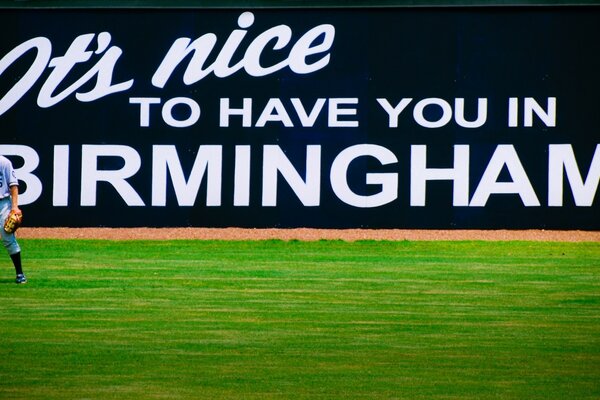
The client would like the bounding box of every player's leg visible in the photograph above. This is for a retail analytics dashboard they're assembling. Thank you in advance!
[0,198,25,283]
[10,252,25,283]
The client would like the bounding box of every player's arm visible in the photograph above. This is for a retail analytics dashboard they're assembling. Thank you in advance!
[10,184,21,215]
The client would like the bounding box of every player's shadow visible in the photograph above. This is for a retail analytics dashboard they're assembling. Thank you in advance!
[0,279,17,285]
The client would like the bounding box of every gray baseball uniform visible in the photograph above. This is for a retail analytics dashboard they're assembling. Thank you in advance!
[0,156,21,255]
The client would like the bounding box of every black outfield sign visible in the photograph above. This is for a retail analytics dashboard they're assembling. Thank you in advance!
[0,7,599,228]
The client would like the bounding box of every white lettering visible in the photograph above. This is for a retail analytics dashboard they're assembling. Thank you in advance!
[220,98,357,128]
[262,145,321,206]
[234,145,251,206]
[244,25,292,76]
[38,32,133,107]
[129,97,161,127]
[81,145,144,206]
[410,145,470,206]
[413,98,453,128]
[161,97,201,128]
[291,98,326,127]
[508,97,519,127]
[152,35,217,88]
[454,98,487,128]
[470,145,540,207]
[0,145,43,205]
[152,145,222,206]
[0,37,51,116]
[153,12,335,87]
[524,97,556,127]
[548,144,600,206]
[214,12,255,77]
[12,143,599,215]
[220,98,253,127]
[288,24,335,74]
[328,98,359,128]
[330,144,398,208]
[256,98,294,127]
[53,145,70,206]
[376,98,412,128]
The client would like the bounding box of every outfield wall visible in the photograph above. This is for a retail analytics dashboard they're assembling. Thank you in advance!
[0,4,599,228]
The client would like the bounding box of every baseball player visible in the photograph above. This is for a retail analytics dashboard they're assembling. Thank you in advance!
[0,155,26,284]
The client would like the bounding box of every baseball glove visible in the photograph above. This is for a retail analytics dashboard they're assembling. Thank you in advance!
[4,211,23,234]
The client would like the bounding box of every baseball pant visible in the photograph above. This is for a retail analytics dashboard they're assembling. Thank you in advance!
[0,197,20,255]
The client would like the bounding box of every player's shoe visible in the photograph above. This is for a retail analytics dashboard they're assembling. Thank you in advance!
[15,274,27,284]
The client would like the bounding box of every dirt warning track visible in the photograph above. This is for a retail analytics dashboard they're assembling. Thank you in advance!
[17,228,600,242]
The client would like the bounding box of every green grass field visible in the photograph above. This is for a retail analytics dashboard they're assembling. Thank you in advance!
[0,239,599,399]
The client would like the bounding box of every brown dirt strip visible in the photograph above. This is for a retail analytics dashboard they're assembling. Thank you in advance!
[17,228,600,242]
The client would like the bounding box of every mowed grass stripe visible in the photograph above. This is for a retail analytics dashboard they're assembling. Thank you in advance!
[0,240,599,399]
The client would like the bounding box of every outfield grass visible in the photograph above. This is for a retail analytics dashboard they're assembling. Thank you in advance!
[0,239,599,399]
